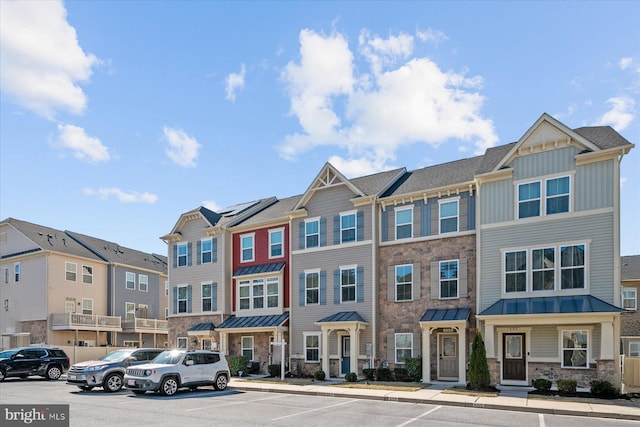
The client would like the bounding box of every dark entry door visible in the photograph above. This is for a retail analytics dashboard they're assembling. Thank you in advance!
[503,333,526,381]
[341,336,350,375]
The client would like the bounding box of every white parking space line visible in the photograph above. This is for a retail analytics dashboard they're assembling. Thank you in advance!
[395,405,442,427]
[271,399,358,421]
[185,394,286,412]
[539,413,546,427]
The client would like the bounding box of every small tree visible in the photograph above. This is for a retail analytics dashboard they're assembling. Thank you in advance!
[468,333,490,390]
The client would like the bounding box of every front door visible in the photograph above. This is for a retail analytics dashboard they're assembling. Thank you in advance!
[503,333,526,381]
[438,334,458,379]
[341,336,350,375]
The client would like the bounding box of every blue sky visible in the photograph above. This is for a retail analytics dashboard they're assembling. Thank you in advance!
[1,1,638,256]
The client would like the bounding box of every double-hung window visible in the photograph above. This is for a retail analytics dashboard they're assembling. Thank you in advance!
[304,333,320,362]
[202,283,213,312]
[267,277,279,308]
[340,212,356,243]
[546,176,570,215]
[82,298,93,315]
[252,278,264,309]
[395,207,412,239]
[241,234,254,262]
[561,330,588,368]
[439,260,459,298]
[177,337,187,349]
[126,272,135,290]
[242,336,254,361]
[177,285,188,313]
[13,263,20,283]
[201,239,213,263]
[518,176,570,219]
[269,229,283,258]
[139,274,148,292]
[65,262,77,281]
[340,267,356,303]
[622,287,637,310]
[505,250,527,293]
[305,219,320,248]
[239,281,250,310]
[518,181,541,219]
[532,248,555,291]
[305,271,319,305]
[82,265,93,284]
[630,342,640,357]
[560,244,585,289]
[177,243,188,266]
[395,265,412,301]
[439,200,459,233]
[395,333,413,364]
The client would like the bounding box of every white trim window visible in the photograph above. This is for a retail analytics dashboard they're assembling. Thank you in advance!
[517,175,571,219]
[82,265,93,284]
[177,337,188,349]
[622,287,637,311]
[238,280,250,310]
[395,207,412,240]
[305,218,320,248]
[126,272,135,290]
[201,238,213,264]
[177,243,188,267]
[340,266,356,303]
[267,277,279,308]
[241,336,254,361]
[269,229,284,259]
[395,333,413,364]
[240,234,254,262]
[532,247,555,291]
[177,285,188,313]
[165,281,169,297]
[139,274,148,292]
[304,333,320,362]
[340,211,357,243]
[559,244,585,290]
[439,260,459,299]
[13,263,20,283]
[65,262,77,282]
[439,199,459,234]
[505,250,527,293]
[546,176,570,215]
[238,277,279,310]
[202,283,213,312]
[125,302,135,320]
[561,330,588,368]
[82,298,93,315]
[395,264,413,301]
[305,271,320,305]
[630,342,640,357]
[65,298,76,313]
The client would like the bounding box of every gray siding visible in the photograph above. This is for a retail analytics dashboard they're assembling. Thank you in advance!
[511,147,578,180]
[480,179,513,225]
[114,266,163,319]
[575,159,615,211]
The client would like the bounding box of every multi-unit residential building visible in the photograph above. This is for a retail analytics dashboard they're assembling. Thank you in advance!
[0,218,167,349]
[621,255,640,357]
[161,113,633,387]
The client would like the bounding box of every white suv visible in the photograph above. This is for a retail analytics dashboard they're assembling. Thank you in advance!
[123,350,230,396]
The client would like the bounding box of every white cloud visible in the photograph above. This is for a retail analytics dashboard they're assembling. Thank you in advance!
[278,29,497,169]
[163,126,201,167]
[0,0,98,119]
[225,63,246,102]
[202,200,221,212]
[84,187,158,204]
[595,96,635,130]
[416,27,448,45]
[619,57,633,70]
[53,124,110,163]
[328,155,394,178]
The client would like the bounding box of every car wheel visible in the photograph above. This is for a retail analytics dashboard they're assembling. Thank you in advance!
[45,365,62,380]
[132,390,146,395]
[103,373,123,392]
[159,377,178,396]
[214,374,228,391]
[0,369,5,382]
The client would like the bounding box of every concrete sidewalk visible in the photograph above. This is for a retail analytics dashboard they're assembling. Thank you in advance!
[228,378,640,421]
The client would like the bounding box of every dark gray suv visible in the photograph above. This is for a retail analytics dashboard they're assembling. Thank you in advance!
[67,348,163,392]
[0,347,70,381]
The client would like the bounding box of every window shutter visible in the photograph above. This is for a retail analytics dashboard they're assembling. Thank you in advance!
[467,195,476,230]
[299,273,305,306]
[459,197,468,232]
[334,269,340,304]
[381,210,388,242]
[459,258,467,297]
[430,261,439,299]
[333,215,340,244]
[319,218,327,246]
[186,285,192,313]
[413,333,421,358]
[387,333,395,364]
[431,203,439,235]
[211,282,218,311]
[197,241,202,265]
[357,266,364,303]
[172,245,177,268]
[387,266,395,301]
[357,210,364,241]
[187,242,193,266]
[212,238,218,262]
[413,263,421,299]
[319,271,326,305]
[298,222,305,249]
[172,286,178,314]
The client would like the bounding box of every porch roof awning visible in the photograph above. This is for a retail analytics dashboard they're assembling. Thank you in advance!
[217,312,289,330]
[420,308,471,322]
[187,322,216,336]
[478,295,622,317]
[316,311,366,323]
[233,261,285,277]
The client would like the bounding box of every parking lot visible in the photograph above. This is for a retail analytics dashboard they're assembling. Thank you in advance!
[1,378,639,427]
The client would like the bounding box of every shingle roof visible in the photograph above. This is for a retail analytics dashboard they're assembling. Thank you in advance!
[232,195,302,227]
[421,308,471,322]
[316,311,367,323]
[217,312,289,329]
[1,218,104,261]
[350,167,406,196]
[233,261,285,277]
[622,255,640,281]
[574,126,633,150]
[479,295,622,316]
[66,231,167,274]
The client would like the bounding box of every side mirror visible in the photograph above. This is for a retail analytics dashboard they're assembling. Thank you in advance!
[123,357,136,366]
[12,354,24,359]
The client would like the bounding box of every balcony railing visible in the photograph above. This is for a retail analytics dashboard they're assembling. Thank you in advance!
[50,313,122,331]
[121,317,168,334]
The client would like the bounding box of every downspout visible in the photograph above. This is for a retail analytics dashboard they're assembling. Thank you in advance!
[474,179,482,333]
[45,252,49,345]
[613,154,622,306]
[371,199,377,369]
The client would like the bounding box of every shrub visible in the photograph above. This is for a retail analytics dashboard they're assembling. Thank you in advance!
[228,355,248,376]
[557,379,577,394]
[404,357,422,382]
[267,364,281,378]
[393,368,409,382]
[532,378,552,392]
[468,333,490,390]
[376,367,392,381]
[313,370,326,381]
[362,368,375,381]
[590,379,619,397]
[345,372,358,382]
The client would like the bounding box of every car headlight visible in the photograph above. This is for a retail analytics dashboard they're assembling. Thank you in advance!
[144,369,153,376]
[87,365,108,371]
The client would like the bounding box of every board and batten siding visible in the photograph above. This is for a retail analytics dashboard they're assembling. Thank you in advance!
[575,159,615,211]
[479,212,615,311]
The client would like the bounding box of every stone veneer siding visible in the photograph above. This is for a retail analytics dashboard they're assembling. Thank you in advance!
[378,234,476,372]
[227,331,288,375]
[18,320,47,344]
[168,314,227,350]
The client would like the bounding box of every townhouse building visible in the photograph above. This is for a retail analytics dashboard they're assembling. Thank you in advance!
[621,255,640,357]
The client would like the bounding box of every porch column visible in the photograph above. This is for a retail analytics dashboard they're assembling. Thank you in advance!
[458,326,467,385]
[322,328,330,379]
[349,326,359,374]
[600,320,615,360]
[484,323,495,358]
[422,327,431,383]
[219,331,228,355]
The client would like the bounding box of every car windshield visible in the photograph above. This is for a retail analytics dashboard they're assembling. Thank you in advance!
[0,349,19,359]
[98,350,133,362]
[152,351,183,365]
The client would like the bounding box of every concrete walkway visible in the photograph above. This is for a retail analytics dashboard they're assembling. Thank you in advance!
[228,378,640,421]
